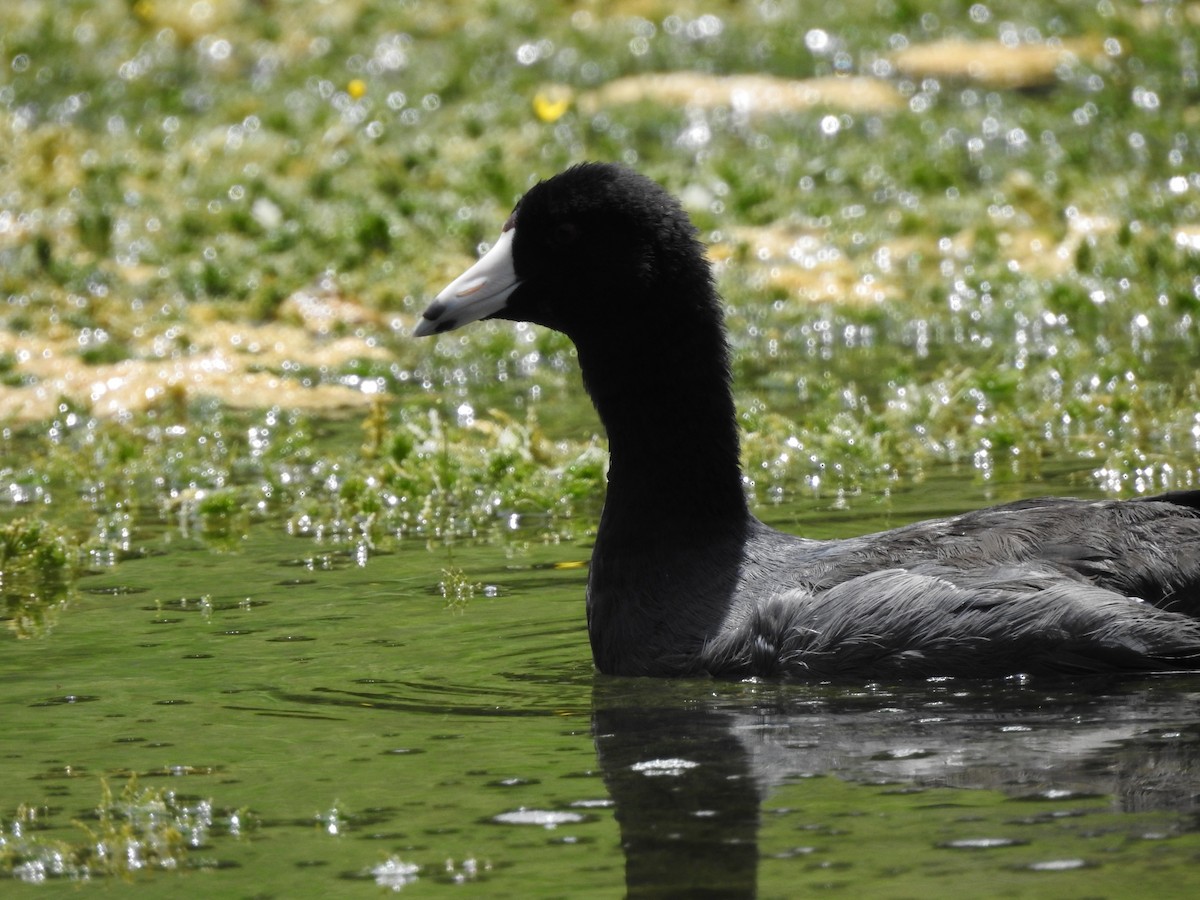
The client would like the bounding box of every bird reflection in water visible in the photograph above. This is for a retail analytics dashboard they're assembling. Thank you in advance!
[590,676,1200,896]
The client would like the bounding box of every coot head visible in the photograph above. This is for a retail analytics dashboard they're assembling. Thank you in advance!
[413,163,715,342]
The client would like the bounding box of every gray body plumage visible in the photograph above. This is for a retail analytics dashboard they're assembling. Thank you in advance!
[588,496,1200,677]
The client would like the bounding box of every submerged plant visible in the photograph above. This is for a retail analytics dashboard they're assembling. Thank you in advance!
[439,566,482,613]
[73,778,191,876]
[0,518,79,639]
[0,776,247,882]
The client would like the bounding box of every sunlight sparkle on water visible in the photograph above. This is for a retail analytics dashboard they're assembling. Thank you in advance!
[631,758,701,777]
[492,809,584,828]
[372,857,420,891]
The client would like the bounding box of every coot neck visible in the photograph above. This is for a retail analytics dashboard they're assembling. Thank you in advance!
[574,315,750,540]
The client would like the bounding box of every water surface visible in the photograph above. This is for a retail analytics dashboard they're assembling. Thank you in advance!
[4,470,1200,897]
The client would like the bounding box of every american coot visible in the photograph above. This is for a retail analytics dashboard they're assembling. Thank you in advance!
[415,162,1200,679]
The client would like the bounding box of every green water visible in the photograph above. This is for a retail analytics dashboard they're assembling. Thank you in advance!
[4,473,1200,897]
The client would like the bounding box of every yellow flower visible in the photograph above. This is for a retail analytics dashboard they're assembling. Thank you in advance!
[532,85,572,123]
[348,79,367,100]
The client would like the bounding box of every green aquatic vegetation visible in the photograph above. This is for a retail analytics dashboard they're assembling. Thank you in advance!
[0,517,78,638]
[343,406,608,543]
[5,402,609,557]
[439,565,483,613]
[0,353,20,386]
[0,517,73,572]
[0,776,248,882]
[2,0,1200,548]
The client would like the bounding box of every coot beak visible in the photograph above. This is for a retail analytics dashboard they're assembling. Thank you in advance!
[413,228,520,336]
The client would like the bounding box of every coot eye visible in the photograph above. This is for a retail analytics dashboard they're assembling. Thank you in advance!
[547,222,579,249]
